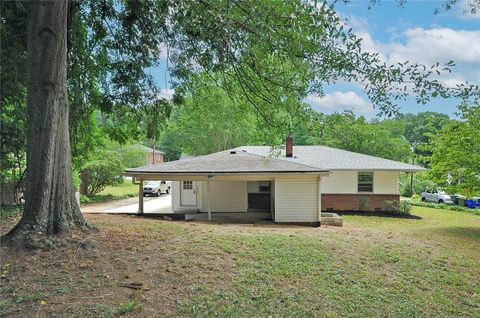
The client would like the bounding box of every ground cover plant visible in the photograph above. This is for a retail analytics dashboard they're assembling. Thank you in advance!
[1,205,479,317]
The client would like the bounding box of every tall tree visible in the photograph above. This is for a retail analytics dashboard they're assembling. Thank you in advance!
[428,105,480,197]
[2,1,89,246]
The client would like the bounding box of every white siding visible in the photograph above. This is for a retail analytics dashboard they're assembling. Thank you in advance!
[321,171,357,194]
[374,171,399,194]
[274,176,318,222]
[322,171,399,194]
[172,181,201,212]
[198,181,247,212]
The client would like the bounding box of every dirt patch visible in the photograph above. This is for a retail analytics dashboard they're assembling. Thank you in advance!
[0,214,235,317]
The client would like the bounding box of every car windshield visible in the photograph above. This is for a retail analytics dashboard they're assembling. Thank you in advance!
[438,190,446,195]
[145,182,159,187]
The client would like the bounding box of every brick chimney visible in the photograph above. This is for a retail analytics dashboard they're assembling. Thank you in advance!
[286,135,293,157]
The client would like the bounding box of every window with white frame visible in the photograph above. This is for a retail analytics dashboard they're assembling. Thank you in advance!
[183,181,193,190]
[358,172,373,192]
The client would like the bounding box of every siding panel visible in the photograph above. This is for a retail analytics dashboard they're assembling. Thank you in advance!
[275,177,318,222]
[209,181,247,212]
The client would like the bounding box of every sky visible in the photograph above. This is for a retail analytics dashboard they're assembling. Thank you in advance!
[150,0,479,119]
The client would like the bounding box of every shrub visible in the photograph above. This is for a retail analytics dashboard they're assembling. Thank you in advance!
[384,200,411,215]
[79,195,91,205]
[411,194,420,201]
[0,205,23,217]
[359,197,370,211]
[399,201,412,215]
[80,150,125,198]
[384,200,399,213]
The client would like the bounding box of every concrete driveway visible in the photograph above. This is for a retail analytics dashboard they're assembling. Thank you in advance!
[81,194,172,214]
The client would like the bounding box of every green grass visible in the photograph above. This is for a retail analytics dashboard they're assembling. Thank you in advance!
[177,206,480,317]
[408,200,480,215]
[80,181,139,205]
[99,181,139,197]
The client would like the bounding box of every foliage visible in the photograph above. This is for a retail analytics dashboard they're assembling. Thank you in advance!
[308,111,411,162]
[399,171,436,197]
[160,73,261,155]
[108,144,148,169]
[0,2,27,197]
[411,194,421,201]
[427,105,480,197]
[0,205,23,217]
[80,151,125,197]
[384,200,411,215]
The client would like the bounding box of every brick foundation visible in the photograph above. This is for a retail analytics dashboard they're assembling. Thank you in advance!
[322,194,400,212]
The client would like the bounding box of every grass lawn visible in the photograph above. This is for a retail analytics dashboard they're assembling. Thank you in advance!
[99,182,139,197]
[1,206,479,317]
[80,182,139,205]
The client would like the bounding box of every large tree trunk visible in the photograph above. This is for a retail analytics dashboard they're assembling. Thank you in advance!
[2,1,89,248]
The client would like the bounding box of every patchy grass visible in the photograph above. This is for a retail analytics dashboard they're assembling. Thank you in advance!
[1,206,479,317]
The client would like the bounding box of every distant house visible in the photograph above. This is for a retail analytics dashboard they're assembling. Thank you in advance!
[142,146,166,165]
[126,137,423,225]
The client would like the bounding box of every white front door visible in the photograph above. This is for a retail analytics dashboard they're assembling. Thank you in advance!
[180,181,196,206]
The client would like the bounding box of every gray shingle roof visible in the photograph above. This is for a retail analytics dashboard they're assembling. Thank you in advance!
[234,146,424,172]
[125,150,328,175]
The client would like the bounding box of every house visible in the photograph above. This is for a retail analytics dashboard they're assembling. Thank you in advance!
[125,137,423,225]
[142,146,166,165]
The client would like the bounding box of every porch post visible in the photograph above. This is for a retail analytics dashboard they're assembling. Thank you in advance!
[317,176,322,226]
[207,180,211,221]
[138,178,144,215]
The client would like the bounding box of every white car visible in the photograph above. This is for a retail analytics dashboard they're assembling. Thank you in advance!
[143,181,170,197]
[421,189,453,204]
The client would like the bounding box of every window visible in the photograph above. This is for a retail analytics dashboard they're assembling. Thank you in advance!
[259,181,271,192]
[183,181,193,190]
[358,172,373,192]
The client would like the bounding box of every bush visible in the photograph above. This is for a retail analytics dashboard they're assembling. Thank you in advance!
[80,195,91,205]
[399,172,435,197]
[411,194,420,201]
[384,200,411,215]
[0,204,23,217]
[80,150,125,198]
[359,197,370,211]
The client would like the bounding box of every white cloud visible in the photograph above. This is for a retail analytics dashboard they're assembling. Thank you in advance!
[345,16,480,86]
[383,28,480,66]
[305,91,373,113]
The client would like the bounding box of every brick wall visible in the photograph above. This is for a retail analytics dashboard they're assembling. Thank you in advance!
[322,194,400,212]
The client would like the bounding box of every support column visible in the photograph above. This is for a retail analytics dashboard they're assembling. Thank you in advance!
[317,176,322,227]
[138,179,144,215]
[207,180,211,221]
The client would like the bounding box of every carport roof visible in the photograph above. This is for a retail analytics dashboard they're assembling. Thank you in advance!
[125,150,327,175]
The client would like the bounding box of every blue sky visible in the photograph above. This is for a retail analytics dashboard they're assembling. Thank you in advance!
[150,1,479,119]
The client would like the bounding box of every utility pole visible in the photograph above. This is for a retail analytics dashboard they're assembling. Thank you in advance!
[410,142,418,196]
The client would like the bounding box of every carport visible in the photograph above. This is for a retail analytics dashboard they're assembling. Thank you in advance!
[124,150,329,223]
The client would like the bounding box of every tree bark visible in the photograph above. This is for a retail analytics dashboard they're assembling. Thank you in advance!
[2,1,89,247]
